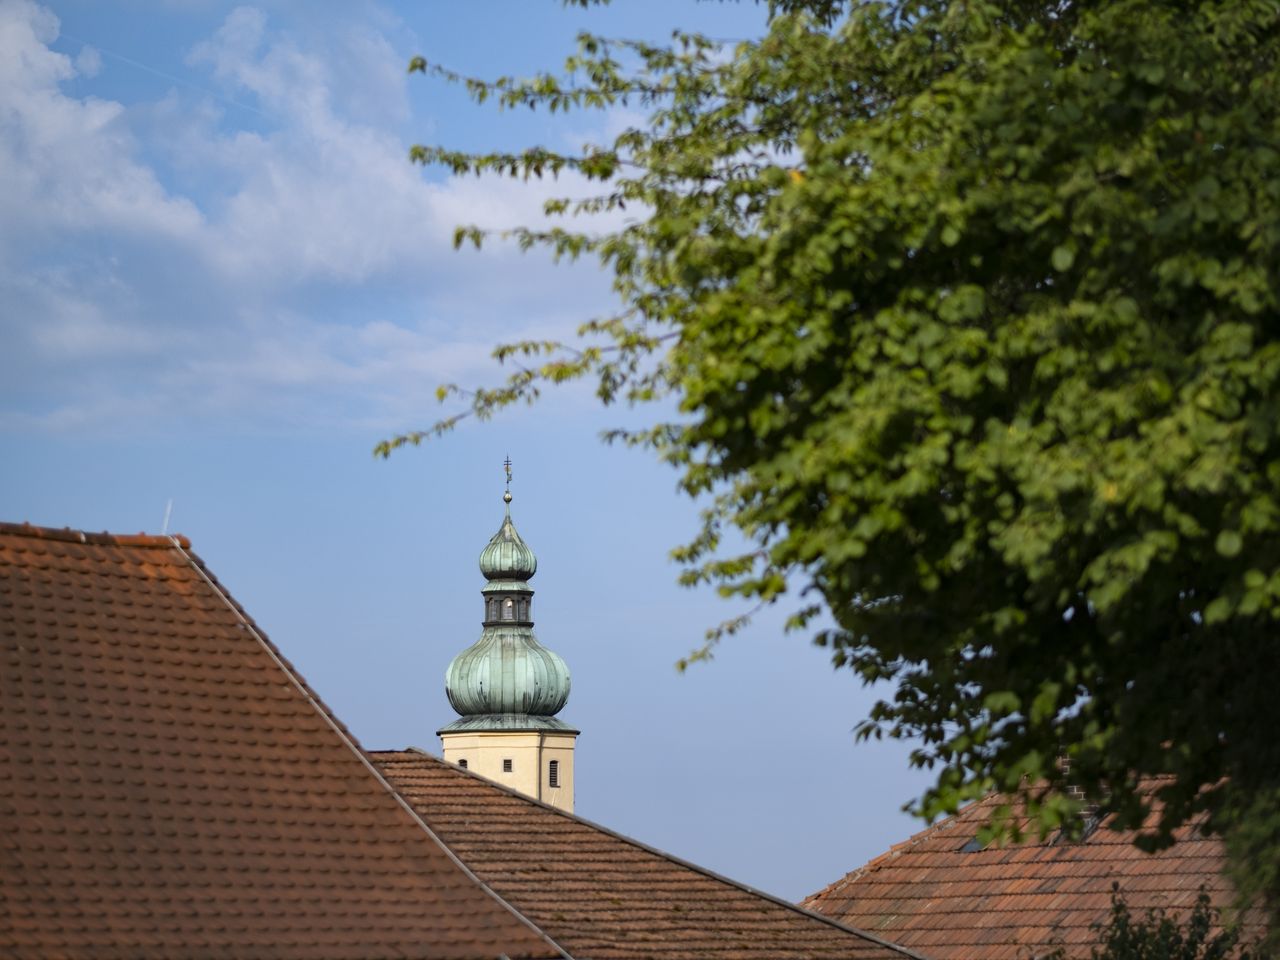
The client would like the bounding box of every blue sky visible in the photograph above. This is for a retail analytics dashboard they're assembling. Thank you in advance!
[0,0,933,900]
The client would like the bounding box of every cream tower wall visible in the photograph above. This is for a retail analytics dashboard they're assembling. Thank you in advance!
[440,730,576,812]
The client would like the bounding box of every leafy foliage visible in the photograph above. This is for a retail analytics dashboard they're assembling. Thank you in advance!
[383,0,1280,924]
[1045,886,1259,960]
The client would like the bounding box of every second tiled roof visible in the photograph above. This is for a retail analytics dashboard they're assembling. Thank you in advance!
[373,749,922,960]
[801,789,1266,959]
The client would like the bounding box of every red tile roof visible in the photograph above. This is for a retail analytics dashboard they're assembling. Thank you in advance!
[0,523,561,960]
[372,748,923,960]
[801,789,1266,959]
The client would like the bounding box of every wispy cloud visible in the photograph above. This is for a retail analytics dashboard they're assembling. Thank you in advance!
[0,1,203,242]
[0,1,620,435]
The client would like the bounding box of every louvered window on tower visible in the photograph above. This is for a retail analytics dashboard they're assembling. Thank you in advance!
[548,759,559,788]
[502,758,513,773]
[502,598,514,620]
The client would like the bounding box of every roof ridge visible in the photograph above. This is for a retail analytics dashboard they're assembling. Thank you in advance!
[373,748,931,960]
[806,777,1225,907]
[0,521,189,548]
[803,793,1005,905]
[167,542,571,960]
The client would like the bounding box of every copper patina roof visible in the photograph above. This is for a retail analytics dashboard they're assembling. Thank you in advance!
[0,522,560,960]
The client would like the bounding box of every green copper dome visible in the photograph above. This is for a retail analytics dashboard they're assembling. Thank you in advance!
[440,491,573,734]
[443,625,571,717]
[478,505,537,580]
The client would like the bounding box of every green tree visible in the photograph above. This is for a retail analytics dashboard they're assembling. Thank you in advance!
[380,0,1280,924]
[1046,886,1259,960]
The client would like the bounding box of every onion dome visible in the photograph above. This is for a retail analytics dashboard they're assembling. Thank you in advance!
[478,500,537,581]
[443,625,571,719]
[439,485,574,735]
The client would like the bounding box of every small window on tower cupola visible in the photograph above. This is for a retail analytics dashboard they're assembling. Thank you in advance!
[486,598,496,620]
[502,597,515,620]
[519,599,529,620]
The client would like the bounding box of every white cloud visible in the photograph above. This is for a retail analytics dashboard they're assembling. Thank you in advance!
[182,6,611,289]
[27,288,153,359]
[0,0,203,243]
[73,43,101,77]
[0,1,624,435]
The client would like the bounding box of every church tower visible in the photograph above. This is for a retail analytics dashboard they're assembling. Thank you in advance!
[438,470,578,812]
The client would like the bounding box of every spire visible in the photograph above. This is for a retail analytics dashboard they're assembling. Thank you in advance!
[440,464,572,732]
[478,464,536,582]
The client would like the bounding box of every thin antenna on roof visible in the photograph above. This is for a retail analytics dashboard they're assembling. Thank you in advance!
[161,498,174,535]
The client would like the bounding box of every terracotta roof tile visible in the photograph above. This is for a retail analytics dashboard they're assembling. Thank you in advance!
[802,788,1267,959]
[0,522,560,959]
[372,749,922,960]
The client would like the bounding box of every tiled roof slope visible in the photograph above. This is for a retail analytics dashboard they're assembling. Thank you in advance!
[802,789,1267,960]
[372,749,922,960]
[0,523,560,960]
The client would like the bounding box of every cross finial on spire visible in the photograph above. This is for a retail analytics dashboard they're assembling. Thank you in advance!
[503,455,513,503]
